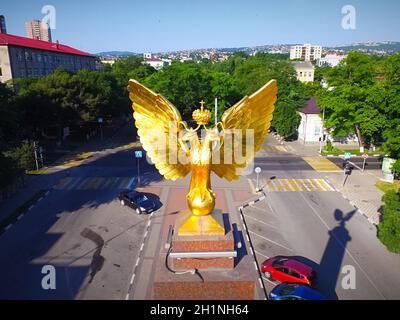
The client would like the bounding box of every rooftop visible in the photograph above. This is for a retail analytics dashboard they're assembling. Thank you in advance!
[0,33,92,57]
[292,61,315,70]
[298,97,321,115]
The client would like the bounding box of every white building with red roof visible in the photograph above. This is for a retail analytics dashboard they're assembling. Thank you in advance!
[0,33,95,83]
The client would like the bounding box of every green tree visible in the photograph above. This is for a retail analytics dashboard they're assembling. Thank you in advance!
[233,53,304,139]
[317,52,387,148]
[111,56,156,85]
[144,62,215,120]
[11,140,36,171]
[378,190,400,253]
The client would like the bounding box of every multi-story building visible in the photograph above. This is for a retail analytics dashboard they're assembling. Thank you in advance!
[0,15,6,34]
[26,20,52,42]
[317,53,347,67]
[292,61,315,83]
[0,33,95,83]
[290,44,322,61]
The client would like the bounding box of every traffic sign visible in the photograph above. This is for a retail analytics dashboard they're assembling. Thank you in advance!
[135,150,143,158]
[255,167,261,174]
[344,152,352,161]
[362,153,369,159]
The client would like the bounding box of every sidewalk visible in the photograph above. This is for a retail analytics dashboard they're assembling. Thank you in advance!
[326,170,384,225]
[280,137,321,157]
[0,122,130,228]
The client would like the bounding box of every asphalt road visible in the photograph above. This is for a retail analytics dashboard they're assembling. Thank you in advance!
[246,137,400,300]
[328,156,383,171]
[0,124,158,299]
[0,127,397,300]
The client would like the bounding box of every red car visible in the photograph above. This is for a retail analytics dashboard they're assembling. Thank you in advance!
[261,256,317,287]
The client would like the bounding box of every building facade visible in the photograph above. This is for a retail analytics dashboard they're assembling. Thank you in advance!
[317,53,347,67]
[290,44,322,61]
[26,20,52,42]
[297,97,323,143]
[292,61,315,83]
[0,15,6,34]
[0,33,95,83]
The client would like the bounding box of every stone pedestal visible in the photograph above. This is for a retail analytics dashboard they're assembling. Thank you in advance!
[172,210,234,270]
[152,209,259,300]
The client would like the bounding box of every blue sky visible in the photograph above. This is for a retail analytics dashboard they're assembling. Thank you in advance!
[1,0,400,53]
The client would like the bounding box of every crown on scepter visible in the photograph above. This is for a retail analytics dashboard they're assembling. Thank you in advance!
[192,100,212,125]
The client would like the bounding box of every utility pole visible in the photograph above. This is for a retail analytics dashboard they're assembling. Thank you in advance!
[33,141,39,171]
[214,98,218,125]
[319,107,326,153]
[255,167,262,192]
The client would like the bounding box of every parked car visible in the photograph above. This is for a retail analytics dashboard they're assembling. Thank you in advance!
[118,190,156,214]
[261,256,318,287]
[270,283,327,300]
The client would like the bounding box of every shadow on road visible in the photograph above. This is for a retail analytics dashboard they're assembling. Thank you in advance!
[0,129,165,299]
[290,208,355,300]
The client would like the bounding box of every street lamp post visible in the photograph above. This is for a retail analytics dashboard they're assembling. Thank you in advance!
[255,167,262,192]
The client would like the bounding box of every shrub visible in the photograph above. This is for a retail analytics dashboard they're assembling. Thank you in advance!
[378,190,400,253]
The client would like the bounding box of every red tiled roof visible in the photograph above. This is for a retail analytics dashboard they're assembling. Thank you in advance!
[298,97,321,114]
[0,33,93,57]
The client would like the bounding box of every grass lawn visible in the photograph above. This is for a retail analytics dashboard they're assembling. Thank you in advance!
[322,148,384,156]
[376,180,400,193]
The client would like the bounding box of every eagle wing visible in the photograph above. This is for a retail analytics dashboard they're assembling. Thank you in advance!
[127,79,190,180]
[211,80,277,180]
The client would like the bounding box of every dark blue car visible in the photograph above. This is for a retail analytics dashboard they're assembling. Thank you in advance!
[270,283,327,300]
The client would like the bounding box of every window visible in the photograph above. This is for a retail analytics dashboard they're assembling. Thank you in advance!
[17,50,23,62]
[287,269,301,278]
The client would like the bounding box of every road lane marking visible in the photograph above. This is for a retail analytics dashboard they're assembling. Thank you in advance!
[127,177,136,189]
[248,230,293,252]
[288,179,300,191]
[265,179,334,192]
[319,178,335,191]
[243,213,278,229]
[255,250,270,259]
[302,156,341,172]
[262,276,277,286]
[305,179,317,191]
[130,273,136,284]
[313,179,327,191]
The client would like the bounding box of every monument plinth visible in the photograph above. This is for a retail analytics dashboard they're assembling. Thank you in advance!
[152,209,257,300]
[127,78,277,300]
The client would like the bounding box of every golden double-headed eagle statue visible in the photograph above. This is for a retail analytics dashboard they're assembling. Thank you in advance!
[128,79,277,235]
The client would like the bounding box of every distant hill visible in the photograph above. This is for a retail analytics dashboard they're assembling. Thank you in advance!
[95,51,141,57]
[328,41,400,54]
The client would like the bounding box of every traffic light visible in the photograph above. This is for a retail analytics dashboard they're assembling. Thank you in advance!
[344,163,353,175]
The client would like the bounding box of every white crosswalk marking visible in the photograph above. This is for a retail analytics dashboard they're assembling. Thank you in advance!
[263,178,335,192]
[54,177,131,190]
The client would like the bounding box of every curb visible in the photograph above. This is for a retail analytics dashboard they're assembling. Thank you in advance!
[0,189,51,236]
[237,192,269,300]
[239,194,266,210]
[340,191,378,227]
